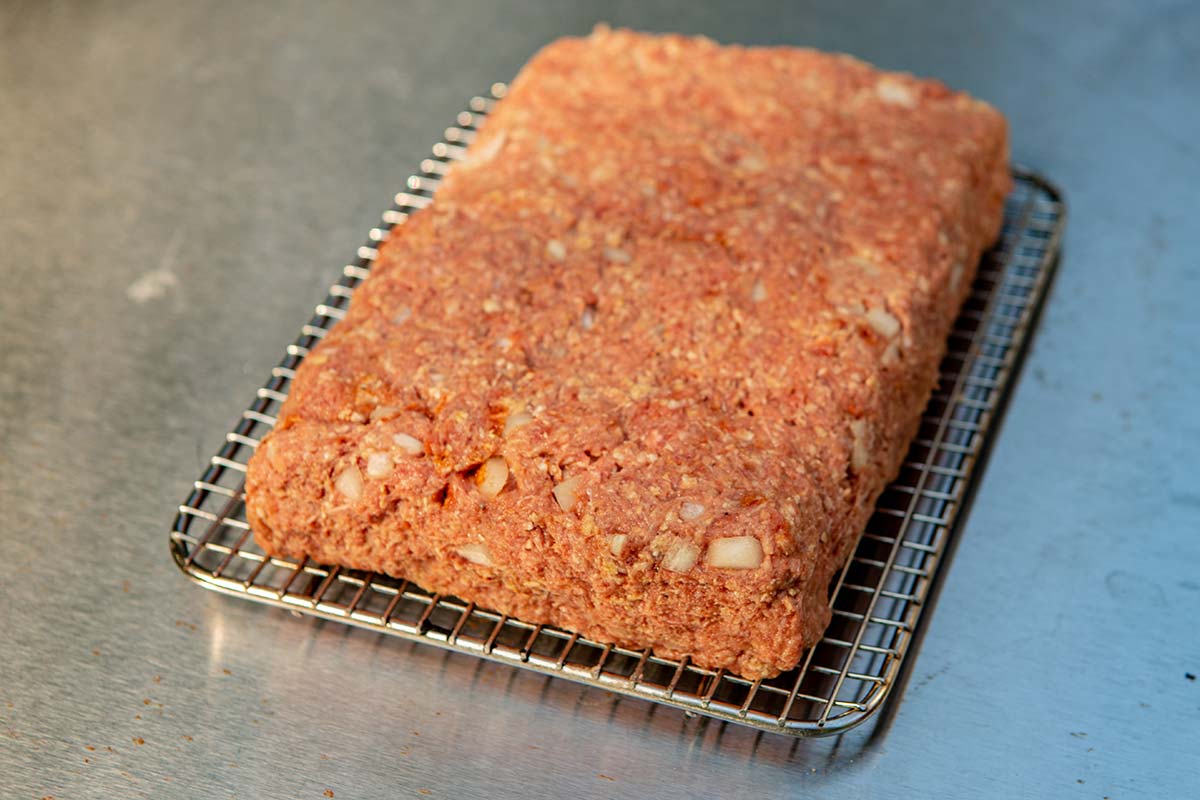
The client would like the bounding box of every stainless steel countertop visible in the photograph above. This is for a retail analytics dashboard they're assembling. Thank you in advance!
[2,2,1197,797]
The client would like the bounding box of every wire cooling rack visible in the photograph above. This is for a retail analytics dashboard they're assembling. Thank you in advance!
[170,83,1066,737]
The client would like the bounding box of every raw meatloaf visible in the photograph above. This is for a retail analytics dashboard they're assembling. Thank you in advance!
[245,27,1010,679]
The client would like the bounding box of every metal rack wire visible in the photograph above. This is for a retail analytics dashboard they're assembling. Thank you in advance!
[169,83,1066,737]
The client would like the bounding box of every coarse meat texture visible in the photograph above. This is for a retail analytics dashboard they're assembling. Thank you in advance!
[244,27,1010,679]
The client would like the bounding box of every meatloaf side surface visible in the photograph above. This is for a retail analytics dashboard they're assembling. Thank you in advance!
[244,27,1010,679]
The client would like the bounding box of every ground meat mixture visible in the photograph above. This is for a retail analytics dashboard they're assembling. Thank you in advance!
[244,27,1010,679]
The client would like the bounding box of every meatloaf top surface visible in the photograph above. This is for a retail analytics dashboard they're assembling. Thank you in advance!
[246,27,1009,677]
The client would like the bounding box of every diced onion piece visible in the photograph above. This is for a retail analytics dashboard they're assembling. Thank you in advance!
[581,304,597,330]
[546,239,567,261]
[553,476,582,512]
[392,433,425,456]
[477,456,509,499]
[392,306,412,325]
[504,410,533,435]
[366,452,393,479]
[881,339,901,366]
[751,278,768,303]
[603,247,631,264]
[877,78,916,107]
[950,262,965,290]
[334,465,363,501]
[849,419,871,471]
[707,536,764,569]
[738,154,767,173]
[608,533,627,557]
[467,130,506,167]
[865,307,901,339]
[679,501,706,521]
[662,541,700,573]
[369,405,400,422]
[456,542,493,567]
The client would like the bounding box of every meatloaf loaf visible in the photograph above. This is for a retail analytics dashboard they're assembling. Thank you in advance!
[245,27,1010,679]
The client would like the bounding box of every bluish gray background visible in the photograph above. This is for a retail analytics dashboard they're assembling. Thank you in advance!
[1,1,1197,797]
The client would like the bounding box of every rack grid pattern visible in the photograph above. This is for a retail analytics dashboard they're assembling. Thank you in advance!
[170,84,1065,736]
